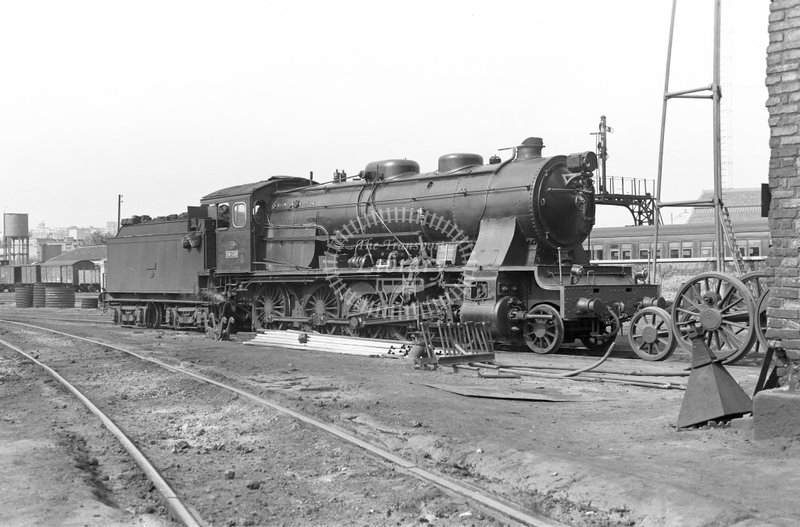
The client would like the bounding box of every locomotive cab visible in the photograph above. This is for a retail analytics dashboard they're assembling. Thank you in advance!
[199,177,315,274]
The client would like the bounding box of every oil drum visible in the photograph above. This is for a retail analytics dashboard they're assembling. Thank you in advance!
[14,284,33,308]
[80,297,98,309]
[32,283,46,307]
[45,284,76,308]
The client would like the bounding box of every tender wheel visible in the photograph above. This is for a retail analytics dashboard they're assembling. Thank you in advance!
[145,302,162,329]
[301,284,341,334]
[628,307,677,361]
[344,282,383,339]
[671,271,756,364]
[580,308,620,352]
[252,285,290,330]
[523,304,564,354]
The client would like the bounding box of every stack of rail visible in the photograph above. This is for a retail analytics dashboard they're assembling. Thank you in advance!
[245,330,411,356]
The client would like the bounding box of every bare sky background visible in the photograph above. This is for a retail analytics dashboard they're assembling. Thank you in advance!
[0,0,770,230]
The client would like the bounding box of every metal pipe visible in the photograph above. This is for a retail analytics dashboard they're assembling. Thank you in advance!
[712,0,725,271]
[664,84,713,98]
[653,0,679,281]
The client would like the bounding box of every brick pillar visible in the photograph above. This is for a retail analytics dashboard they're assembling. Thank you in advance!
[766,0,800,385]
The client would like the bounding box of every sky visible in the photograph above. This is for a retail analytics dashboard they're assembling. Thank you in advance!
[0,0,771,230]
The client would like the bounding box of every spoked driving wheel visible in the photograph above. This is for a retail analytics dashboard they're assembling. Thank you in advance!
[671,271,756,364]
[343,282,383,339]
[628,307,677,361]
[580,308,620,352]
[383,291,416,342]
[523,304,564,354]
[301,284,341,334]
[252,284,290,330]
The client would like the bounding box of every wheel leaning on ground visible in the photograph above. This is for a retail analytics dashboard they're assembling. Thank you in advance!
[670,271,756,364]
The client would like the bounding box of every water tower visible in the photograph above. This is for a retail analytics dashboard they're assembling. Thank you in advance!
[3,213,30,264]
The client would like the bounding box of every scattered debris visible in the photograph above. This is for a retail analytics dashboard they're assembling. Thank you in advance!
[423,384,581,402]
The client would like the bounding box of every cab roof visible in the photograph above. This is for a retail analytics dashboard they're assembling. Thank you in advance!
[201,176,313,203]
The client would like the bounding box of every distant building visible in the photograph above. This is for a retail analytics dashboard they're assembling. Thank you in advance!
[68,227,91,240]
[685,187,763,223]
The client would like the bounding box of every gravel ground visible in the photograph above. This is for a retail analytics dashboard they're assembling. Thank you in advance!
[1,298,799,526]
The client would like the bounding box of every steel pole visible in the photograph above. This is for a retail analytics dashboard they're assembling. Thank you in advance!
[712,0,724,271]
[652,0,678,281]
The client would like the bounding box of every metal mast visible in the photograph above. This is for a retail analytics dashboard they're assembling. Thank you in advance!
[652,0,727,280]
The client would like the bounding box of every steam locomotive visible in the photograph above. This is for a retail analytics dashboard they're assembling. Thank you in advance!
[106,137,664,353]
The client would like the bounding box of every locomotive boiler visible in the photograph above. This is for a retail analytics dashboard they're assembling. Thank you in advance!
[106,136,665,353]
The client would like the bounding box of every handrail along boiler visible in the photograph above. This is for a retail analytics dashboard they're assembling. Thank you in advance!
[105,136,665,352]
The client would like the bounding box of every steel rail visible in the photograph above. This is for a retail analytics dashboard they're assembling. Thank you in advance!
[0,319,564,527]
[0,337,203,527]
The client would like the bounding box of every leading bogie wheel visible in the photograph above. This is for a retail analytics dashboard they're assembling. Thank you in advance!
[628,307,677,361]
[580,308,620,353]
[671,271,756,364]
[523,304,564,354]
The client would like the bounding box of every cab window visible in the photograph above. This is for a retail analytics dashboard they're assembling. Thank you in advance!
[232,202,247,228]
[217,203,230,230]
[252,200,267,225]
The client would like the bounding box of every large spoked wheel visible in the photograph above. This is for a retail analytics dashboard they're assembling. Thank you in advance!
[344,282,383,339]
[523,304,564,354]
[301,284,341,334]
[383,291,416,342]
[252,284,290,330]
[671,271,756,364]
[580,308,620,352]
[741,271,769,354]
[755,289,771,351]
[628,307,677,361]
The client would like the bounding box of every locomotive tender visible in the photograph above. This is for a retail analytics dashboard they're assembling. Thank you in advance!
[107,137,664,353]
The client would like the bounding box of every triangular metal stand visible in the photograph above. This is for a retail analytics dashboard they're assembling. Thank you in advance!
[677,333,753,428]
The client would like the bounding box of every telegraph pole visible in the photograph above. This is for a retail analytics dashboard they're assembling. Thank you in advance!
[117,194,123,235]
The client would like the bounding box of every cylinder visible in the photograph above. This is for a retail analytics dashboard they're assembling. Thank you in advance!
[45,283,75,308]
[14,284,33,308]
[32,283,46,307]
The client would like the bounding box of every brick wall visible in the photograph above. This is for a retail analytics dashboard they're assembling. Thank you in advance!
[766,0,800,384]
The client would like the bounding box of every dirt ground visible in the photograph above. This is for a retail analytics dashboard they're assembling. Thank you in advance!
[1,299,799,526]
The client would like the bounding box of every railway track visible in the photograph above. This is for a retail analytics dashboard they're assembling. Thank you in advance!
[0,318,564,527]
